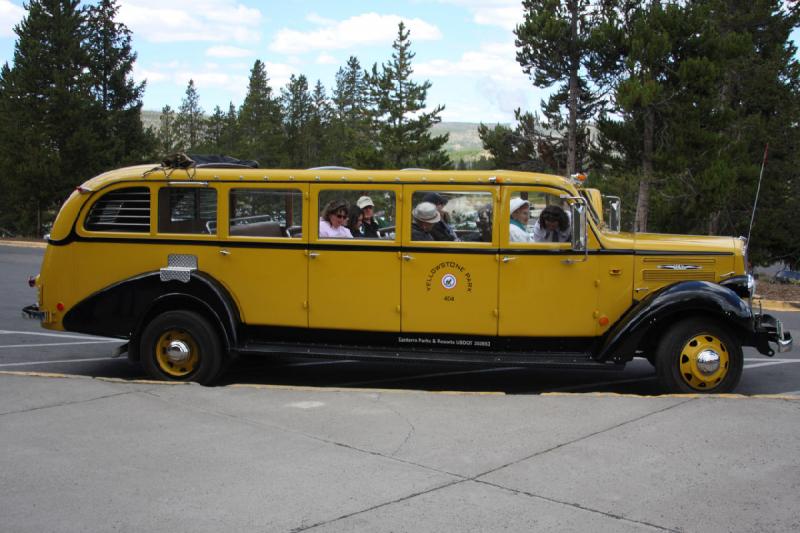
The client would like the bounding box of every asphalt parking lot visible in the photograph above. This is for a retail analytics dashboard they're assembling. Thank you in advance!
[2,243,799,533]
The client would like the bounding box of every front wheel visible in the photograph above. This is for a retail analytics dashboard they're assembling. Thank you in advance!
[655,319,743,394]
[140,310,225,385]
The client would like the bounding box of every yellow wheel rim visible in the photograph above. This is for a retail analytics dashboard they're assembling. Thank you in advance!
[678,333,730,391]
[155,330,199,378]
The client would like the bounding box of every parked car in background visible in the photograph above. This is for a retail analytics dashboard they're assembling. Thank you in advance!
[775,270,800,285]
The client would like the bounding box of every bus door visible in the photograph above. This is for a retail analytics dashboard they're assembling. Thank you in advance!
[308,185,402,332]
[400,186,499,337]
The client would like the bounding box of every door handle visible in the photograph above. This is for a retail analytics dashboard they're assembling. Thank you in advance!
[502,256,516,263]
[402,255,414,261]
[309,252,320,259]
[219,249,231,256]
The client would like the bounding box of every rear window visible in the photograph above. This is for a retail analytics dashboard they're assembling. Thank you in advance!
[84,187,150,233]
[158,187,217,234]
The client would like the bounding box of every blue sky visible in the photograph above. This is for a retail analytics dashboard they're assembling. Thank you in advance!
[0,1,798,124]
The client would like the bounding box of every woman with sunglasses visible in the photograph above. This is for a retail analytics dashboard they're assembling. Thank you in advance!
[319,199,354,239]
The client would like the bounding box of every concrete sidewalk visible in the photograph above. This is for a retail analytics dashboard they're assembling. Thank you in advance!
[1,372,798,532]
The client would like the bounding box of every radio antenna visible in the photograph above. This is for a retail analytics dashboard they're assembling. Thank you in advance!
[746,144,769,245]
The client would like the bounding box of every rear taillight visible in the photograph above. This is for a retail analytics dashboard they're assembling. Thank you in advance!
[28,275,36,288]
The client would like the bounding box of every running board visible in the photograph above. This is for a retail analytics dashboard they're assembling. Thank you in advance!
[236,341,624,370]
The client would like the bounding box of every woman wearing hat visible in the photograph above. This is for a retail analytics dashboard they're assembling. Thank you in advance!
[422,192,457,241]
[356,196,380,238]
[509,197,531,242]
[319,199,353,239]
[411,202,441,241]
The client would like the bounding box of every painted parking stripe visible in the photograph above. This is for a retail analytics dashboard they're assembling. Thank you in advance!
[744,358,800,362]
[0,330,118,341]
[743,361,796,370]
[335,366,524,388]
[546,376,659,393]
[0,340,120,349]
[0,357,114,367]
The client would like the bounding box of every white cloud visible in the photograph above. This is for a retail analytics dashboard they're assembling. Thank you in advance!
[435,0,523,31]
[0,0,24,38]
[206,45,255,58]
[416,41,525,83]
[315,53,337,65]
[269,12,442,54]
[118,0,262,44]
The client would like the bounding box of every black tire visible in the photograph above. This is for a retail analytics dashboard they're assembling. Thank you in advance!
[655,319,743,394]
[140,310,225,385]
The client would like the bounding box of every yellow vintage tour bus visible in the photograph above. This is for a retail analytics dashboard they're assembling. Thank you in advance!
[23,156,792,393]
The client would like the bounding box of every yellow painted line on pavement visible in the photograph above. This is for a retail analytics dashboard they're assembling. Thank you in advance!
[0,240,47,248]
[756,299,800,312]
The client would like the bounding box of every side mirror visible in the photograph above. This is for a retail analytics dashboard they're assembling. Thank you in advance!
[571,202,587,252]
[604,195,621,232]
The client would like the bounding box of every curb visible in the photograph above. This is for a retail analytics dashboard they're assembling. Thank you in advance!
[0,239,46,249]
[756,299,800,312]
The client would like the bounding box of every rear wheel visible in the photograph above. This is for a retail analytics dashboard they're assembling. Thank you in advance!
[140,310,225,385]
[655,319,743,393]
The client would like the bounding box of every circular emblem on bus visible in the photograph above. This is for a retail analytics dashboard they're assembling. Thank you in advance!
[441,273,457,290]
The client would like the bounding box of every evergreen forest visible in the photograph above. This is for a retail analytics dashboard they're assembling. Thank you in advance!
[0,0,798,268]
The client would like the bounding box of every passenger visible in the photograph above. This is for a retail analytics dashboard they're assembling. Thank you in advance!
[422,192,458,241]
[464,203,493,242]
[346,206,364,237]
[356,196,381,238]
[533,204,570,243]
[509,198,531,243]
[411,202,440,241]
[319,200,353,239]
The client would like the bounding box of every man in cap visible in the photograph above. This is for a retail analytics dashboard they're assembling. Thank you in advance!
[411,202,441,241]
[422,192,458,241]
[509,197,531,242]
[356,195,381,238]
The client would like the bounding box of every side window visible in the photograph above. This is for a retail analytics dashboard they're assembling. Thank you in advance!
[229,189,302,238]
[84,187,150,233]
[409,190,493,242]
[317,189,396,240]
[158,187,217,234]
[508,190,570,244]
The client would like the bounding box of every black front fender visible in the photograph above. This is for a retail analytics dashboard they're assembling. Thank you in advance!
[597,281,754,362]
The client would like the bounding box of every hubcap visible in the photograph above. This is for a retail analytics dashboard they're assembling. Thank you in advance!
[679,334,729,390]
[155,330,199,377]
[696,349,721,375]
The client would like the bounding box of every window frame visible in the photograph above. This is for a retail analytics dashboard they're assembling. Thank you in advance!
[310,184,402,245]
[500,186,573,249]
[224,184,308,242]
[78,183,154,238]
[402,185,498,248]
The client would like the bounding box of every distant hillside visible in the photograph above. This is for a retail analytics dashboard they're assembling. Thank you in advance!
[142,110,490,161]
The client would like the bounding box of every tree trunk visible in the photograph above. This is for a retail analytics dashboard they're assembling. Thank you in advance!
[566,0,579,176]
[635,106,654,232]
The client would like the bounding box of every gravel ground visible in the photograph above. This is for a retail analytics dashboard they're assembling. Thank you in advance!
[756,280,800,302]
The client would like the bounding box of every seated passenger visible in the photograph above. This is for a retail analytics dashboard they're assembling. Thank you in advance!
[422,192,458,241]
[319,200,353,239]
[346,206,364,237]
[411,202,440,241]
[533,205,570,243]
[464,203,493,242]
[356,196,380,238]
[509,198,531,243]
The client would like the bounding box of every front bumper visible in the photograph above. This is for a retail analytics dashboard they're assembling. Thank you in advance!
[21,304,47,321]
[754,314,793,356]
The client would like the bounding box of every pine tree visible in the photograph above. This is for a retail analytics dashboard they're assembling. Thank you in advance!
[478,110,549,171]
[368,22,451,169]
[176,79,204,151]
[157,105,180,154]
[238,60,283,166]
[83,0,150,166]
[281,74,314,168]
[308,80,332,166]
[0,0,99,235]
[515,0,597,176]
[331,56,376,167]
